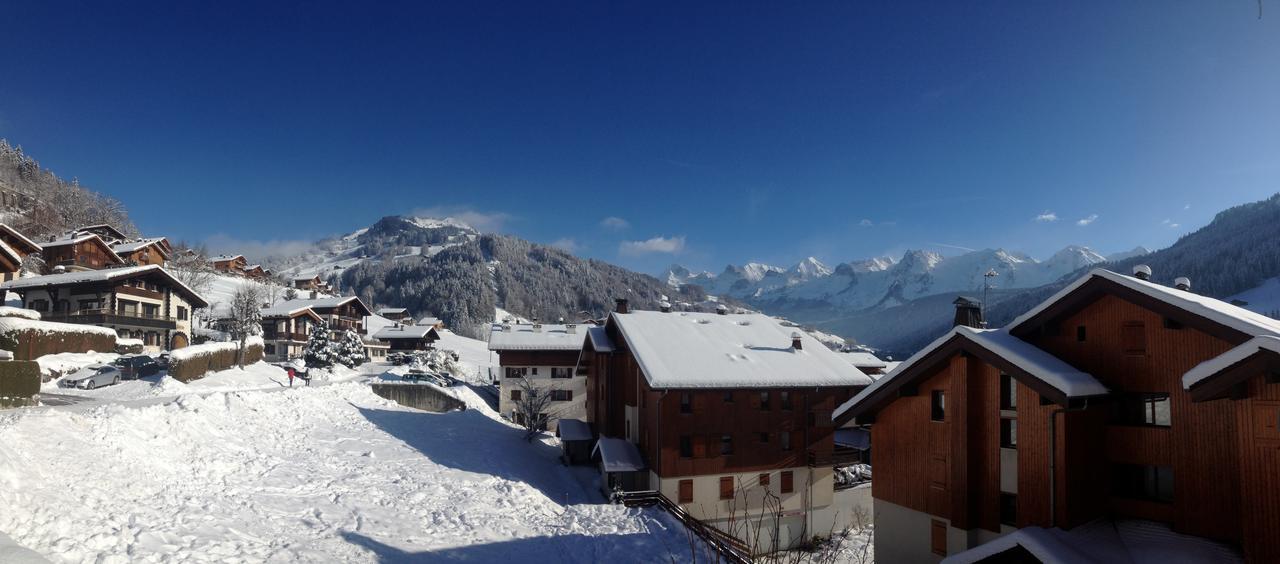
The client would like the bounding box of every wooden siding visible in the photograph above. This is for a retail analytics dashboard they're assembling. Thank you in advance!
[1236,374,1280,562]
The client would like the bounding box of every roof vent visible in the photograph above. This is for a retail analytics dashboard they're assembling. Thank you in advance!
[659,301,671,313]
[1133,264,1152,281]
[52,265,66,274]
[791,331,803,351]
[716,304,728,315]
[566,323,577,334]
[531,318,542,332]
[615,298,629,314]
[1174,277,1192,291]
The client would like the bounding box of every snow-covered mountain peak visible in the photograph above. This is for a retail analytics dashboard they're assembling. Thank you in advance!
[1107,246,1152,262]
[735,262,785,281]
[1043,245,1107,274]
[789,257,832,279]
[407,216,477,232]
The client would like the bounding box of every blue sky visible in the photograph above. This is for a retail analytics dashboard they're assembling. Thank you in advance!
[2,1,1278,275]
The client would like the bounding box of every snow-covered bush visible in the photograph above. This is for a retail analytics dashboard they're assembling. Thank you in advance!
[168,337,264,382]
[0,360,40,408]
[304,325,366,369]
[0,317,117,360]
[0,306,40,320]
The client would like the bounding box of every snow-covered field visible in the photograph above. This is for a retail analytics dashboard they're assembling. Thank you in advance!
[1,369,701,563]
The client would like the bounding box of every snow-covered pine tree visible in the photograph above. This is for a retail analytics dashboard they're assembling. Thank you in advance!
[337,329,367,367]
[304,324,337,368]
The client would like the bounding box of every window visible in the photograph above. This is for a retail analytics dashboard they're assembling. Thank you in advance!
[758,432,769,444]
[781,431,792,451]
[720,434,734,456]
[1000,493,1017,526]
[723,391,734,403]
[759,473,771,487]
[759,391,771,410]
[678,479,694,503]
[264,344,276,355]
[505,367,527,378]
[679,436,692,458]
[550,390,573,401]
[551,367,572,378]
[30,299,48,312]
[931,520,947,556]
[1000,373,1017,410]
[719,476,734,500]
[1122,321,1146,355]
[142,304,159,318]
[177,306,188,321]
[510,389,521,401]
[531,367,538,375]
[1112,393,1171,427]
[1076,325,1087,342]
[780,391,792,410]
[931,390,946,421]
[1112,464,1173,503]
[781,471,794,493]
[1000,418,1017,449]
[680,392,692,414]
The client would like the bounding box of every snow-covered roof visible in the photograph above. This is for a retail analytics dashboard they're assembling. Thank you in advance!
[609,311,873,389]
[840,351,887,369]
[0,223,42,253]
[417,316,442,326]
[213,255,245,262]
[941,526,1095,564]
[0,238,22,265]
[373,324,440,341]
[556,419,593,442]
[1183,335,1280,390]
[376,307,408,315]
[260,303,319,318]
[0,265,209,307]
[276,296,370,314]
[592,437,646,472]
[488,324,586,351]
[111,237,169,255]
[943,519,1242,564]
[586,326,615,353]
[1010,269,1280,340]
[293,274,320,281]
[834,326,1107,423]
[41,232,124,263]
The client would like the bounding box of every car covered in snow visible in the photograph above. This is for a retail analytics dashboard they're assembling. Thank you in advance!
[113,355,160,379]
[59,365,122,389]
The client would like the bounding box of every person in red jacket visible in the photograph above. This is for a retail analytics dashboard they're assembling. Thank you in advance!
[287,366,295,387]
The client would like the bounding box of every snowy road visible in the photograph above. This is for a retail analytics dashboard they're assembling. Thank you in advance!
[0,370,698,563]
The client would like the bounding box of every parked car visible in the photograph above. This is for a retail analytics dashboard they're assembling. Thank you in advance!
[59,365,122,389]
[155,352,171,370]
[113,355,160,379]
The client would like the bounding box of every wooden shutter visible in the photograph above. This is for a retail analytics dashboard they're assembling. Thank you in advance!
[1122,321,1146,355]
[693,392,707,414]
[931,519,946,556]
[679,479,694,503]
[749,391,761,409]
[693,435,707,458]
[719,476,734,500]
[781,471,794,493]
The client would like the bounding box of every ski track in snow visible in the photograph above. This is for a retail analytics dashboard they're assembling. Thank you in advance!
[0,376,695,563]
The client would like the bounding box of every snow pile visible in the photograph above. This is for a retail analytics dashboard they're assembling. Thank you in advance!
[0,382,698,562]
[0,306,40,320]
[0,531,47,564]
[34,351,119,379]
[170,336,265,362]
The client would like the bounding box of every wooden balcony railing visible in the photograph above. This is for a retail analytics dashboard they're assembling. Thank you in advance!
[42,308,177,329]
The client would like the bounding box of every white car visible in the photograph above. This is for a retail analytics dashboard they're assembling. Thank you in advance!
[59,365,122,390]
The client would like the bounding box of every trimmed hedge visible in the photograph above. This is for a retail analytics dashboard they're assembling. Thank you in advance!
[0,361,41,408]
[168,343,264,383]
[0,319,117,361]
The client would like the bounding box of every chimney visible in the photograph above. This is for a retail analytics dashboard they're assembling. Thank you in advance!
[953,296,983,328]
[532,317,542,332]
[566,323,577,334]
[1174,277,1192,291]
[791,331,803,350]
[716,304,728,315]
[615,298,629,314]
[309,290,318,299]
[502,322,512,332]
[660,300,672,313]
[1133,264,1152,281]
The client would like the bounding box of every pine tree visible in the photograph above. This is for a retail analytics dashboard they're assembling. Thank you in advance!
[304,324,337,368]
[337,329,368,367]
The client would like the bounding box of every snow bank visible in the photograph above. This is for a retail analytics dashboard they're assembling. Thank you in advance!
[0,306,40,320]
[0,382,699,562]
[0,531,47,564]
[168,337,266,382]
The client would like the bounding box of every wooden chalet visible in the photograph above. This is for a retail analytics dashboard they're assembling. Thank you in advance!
[0,223,41,281]
[375,307,414,324]
[41,232,124,272]
[259,303,324,362]
[243,264,268,279]
[111,237,172,266]
[372,323,440,351]
[211,255,248,275]
[293,275,330,293]
[577,300,873,554]
[272,295,371,332]
[489,320,587,432]
[0,265,208,352]
[74,224,128,245]
[834,267,1280,563]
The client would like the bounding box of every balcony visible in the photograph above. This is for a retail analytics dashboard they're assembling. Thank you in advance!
[263,331,309,342]
[42,308,178,330]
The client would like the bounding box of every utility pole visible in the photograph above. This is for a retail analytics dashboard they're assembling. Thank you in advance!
[982,268,998,327]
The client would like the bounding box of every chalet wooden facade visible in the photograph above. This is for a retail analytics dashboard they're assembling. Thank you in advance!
[75,224,128,244]
[0,223,41,281]
[489,321,588,433]
[372,324,441,351]
[273,295,371,333]
[0,265,208,352]
[835,267,1280,563]
[212,255,248,275]
[293,275,330,293]
[375,307,414,324]
[259,304,323,362]
[40,233,124,272]
[579,301,872,554]
[111,237,172,266]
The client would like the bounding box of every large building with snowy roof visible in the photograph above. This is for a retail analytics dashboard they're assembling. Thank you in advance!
[834,266,1280,563]
[0,264,208,353]
[489,319,588,433]
[576,299,873,555]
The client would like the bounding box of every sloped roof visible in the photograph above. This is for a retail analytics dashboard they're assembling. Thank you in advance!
[0,224,42,253]
[0,265,208,307]
[212,254,245,262]
[592,437,645,472]
[488,323,586,351]
[111,237,170,257]
[277,296,372,316]
[556,419,593,442]
[376,307,408,315]
[259,303,321,320]
[610,311,873,389]
[42,232,124,264]
[373,324,440,340]
[833,326,1107,424]
[586,326,615,353]
[841,351,887,369]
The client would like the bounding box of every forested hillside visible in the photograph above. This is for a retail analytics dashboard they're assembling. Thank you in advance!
[0,140,137,240]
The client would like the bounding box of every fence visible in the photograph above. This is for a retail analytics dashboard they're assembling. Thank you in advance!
[618,490,753,564]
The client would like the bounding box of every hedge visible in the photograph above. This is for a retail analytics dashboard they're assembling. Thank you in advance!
[0,318,117,361]
[168,342,264,383]
[0,360,41,408]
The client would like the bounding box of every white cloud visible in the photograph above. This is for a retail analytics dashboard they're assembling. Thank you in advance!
[1033,211,1058,222]
[203,233,316,263]
[1161,219,1181,229]
[1076,214,1099,226]
[858,219,874,227]
[549,238,580,253]
[1184,204,1191,210]
[409,205,512,233]
[600,216,630,230]
[619,235,686,256]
